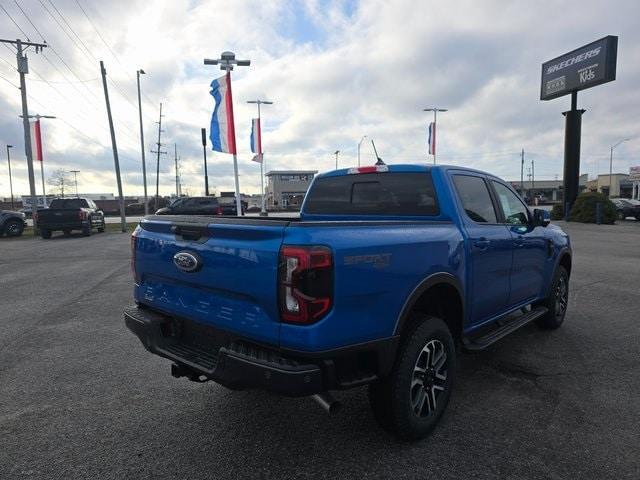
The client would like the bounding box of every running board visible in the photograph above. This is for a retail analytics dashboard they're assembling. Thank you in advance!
[462,306,548,351]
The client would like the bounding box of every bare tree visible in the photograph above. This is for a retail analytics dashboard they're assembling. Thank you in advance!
[48,169,71,198]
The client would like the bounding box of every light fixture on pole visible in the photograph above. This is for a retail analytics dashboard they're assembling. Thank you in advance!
[423,107,448,164]
[6,144,14,210]
[609,138,630,198]
[136,69,149,216]
[357,135,368,167]
[247,99,273,216]
[70,170,80,197]
[204,51,250,216]
[334,150,340,170]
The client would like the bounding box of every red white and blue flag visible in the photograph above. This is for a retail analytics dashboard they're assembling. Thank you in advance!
[250,118,263,163]
[209,72,237,154]
[427,122,436,156]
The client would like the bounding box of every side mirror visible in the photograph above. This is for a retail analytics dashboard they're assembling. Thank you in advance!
[533,208,550,227]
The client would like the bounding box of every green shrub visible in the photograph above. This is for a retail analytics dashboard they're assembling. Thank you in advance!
[568,191,616,224]
[550,204,564,220]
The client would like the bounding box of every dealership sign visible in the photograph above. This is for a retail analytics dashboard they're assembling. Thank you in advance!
[540,36,618,101]
[629,166,640,182]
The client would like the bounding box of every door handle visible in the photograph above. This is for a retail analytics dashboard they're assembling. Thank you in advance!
[514,235,525,247]
[473,238,490,250]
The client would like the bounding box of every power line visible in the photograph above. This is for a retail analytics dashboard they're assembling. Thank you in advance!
[0,71,20,89]
[0,4,31,40]
[13,1,47,42]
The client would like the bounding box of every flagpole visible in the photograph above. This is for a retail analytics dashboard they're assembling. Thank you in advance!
[226,71,243,216]
[204,51,250,216]
[423,107,448,165]
[40,159,46,207]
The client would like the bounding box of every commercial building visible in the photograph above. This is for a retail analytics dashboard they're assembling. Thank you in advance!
[510,174,588,204]
[265,170,317,210]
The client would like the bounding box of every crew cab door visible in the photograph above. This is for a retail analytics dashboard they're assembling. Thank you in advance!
[451,173,512,326]
[489,180,548,305]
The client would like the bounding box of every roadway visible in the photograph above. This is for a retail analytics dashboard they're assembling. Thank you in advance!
[1,221,638,479]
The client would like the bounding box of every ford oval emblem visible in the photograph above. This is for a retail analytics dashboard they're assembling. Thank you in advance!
[173,251,202,273]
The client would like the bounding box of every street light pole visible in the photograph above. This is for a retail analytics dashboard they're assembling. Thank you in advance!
[6,145,14,210]
[204,51,250,216]
[247,99,273,216]
[358,135,367,167]
[423,107,448,164]
[70,170,80,197]
[136,69,149,216]
[334,150,340,170]
[609,138,630,198]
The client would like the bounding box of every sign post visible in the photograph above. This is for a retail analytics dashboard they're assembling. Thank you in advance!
[540,35,618,215]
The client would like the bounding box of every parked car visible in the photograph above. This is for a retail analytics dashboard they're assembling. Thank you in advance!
[125,164,571,440]
[155,196,244,216]
[611,198,640,220]
[36,198,105,239]
[0,210,27,237]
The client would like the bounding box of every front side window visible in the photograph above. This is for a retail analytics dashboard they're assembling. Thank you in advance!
[452,175,497,223]
[491,181,529,225]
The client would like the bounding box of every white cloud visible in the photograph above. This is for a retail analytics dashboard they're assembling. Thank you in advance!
[1,0,639,199]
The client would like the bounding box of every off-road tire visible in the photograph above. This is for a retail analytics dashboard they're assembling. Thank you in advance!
[40,229,52,239]
[535,265,569,330]
[368,315,456,441]
[4,219,24,237]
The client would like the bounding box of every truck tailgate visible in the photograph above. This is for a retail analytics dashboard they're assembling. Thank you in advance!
[133,216,289,346]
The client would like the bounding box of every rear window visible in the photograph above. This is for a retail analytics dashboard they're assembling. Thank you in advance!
[304,172,439,216]
[49,199,88,209]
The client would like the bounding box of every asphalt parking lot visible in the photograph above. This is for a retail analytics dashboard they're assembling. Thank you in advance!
[1,221,639,479]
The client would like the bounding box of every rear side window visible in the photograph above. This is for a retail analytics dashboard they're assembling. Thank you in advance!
[304,172,439,216]
[452,175,497,223]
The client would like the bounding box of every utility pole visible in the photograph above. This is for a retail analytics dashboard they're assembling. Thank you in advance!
[204,51,250,216]
[1,38,47,233]
[136,69,149,215]
[6,145,14,210]
[520,148,525,195]
[70,170,80,197]
[334,150,340,169]
[247,99,273,216]
[151,103,166,210]
[100,61,126,233]
[174,143,180,197]
[201,128,209,196]
[423,107,448,164]
[531,158,535,203]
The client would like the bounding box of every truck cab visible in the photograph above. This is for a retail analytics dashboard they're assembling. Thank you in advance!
[125,164,571,440]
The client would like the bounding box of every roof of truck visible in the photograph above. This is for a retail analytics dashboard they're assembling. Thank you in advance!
[317,163,496,179]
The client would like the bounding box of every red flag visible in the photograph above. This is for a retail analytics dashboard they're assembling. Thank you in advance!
[30,119,44,162]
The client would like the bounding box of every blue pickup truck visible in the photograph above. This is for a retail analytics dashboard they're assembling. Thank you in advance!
[125,164,571,440]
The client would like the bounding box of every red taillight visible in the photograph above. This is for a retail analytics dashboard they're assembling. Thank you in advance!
[347,165,389,174]
[216,206,223,215]
[78,211,87,220]
[131,231,139,282]
[278,245,333,324]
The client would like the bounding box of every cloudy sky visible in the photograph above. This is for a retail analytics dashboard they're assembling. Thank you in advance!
[1,0,639,199]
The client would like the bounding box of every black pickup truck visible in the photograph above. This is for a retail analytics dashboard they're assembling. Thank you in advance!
[36,198,106,239]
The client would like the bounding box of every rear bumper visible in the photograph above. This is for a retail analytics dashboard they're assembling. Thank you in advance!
[124,304,398,396]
